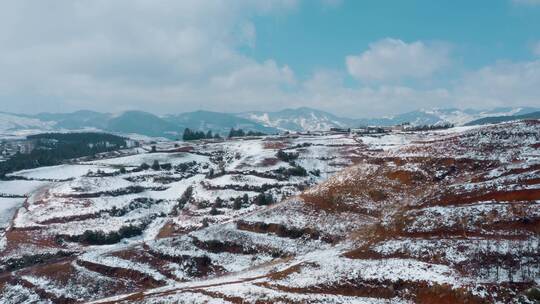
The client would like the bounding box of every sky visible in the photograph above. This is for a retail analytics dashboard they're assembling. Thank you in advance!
[0,0,539,118]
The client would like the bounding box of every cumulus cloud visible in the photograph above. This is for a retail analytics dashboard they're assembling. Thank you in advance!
[0,1,538,117]
[455,60,540,109]
[345,38,451,82]
[0,0,299,113]
[293,56,540,117]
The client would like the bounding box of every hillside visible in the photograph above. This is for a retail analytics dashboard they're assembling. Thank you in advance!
[465,111,540,126]
[1,107,538,138]
[0,120,538,303]
[164,111,279,135]
[238,107,357,132]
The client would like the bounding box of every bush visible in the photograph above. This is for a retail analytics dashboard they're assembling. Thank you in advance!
[209,205,220,215]
[253,192,274,206]
[201,218,209,228]
[276,164,307,177]
[75,224,144,245]
[171,186,193,216]
[276,150,299,162]
[214,197,224,208]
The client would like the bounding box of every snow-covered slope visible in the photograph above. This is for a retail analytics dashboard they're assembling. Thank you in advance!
[239,107,540,132]
[419,107,539,126]
[1,107,538,137]
[238,107,356,132]
[0,120,539,303]
[356,107,540,127]
[0,112,53,133]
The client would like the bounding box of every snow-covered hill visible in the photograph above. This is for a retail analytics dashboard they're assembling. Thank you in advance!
[0,120,539,303]
[0,112,53,134]
[417,107,539,126]
[0,107,538,137]
[238,107,540,131]
[237,107,356,132]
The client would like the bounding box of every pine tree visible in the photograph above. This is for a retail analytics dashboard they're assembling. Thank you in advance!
[183,128,193,141]
[228,128,236,138]
[233,197,242,210]
[209,204,219,215]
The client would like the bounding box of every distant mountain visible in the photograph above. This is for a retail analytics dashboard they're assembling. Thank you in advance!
[465,110,540,126]
[106,111,181,138]
[416,107,539,126]
[0,110,277,139]
[237,107,356,132]
[164,111,278,135]
[355,107,540,127]
[1,106,538,138]
[35,110,111,130]
[0,112,53,133]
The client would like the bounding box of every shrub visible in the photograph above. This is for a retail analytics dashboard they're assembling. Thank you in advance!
[209,205,220,215]
[254,192,274,206]
[276,150,299,162]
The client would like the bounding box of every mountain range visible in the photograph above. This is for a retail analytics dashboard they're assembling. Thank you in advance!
[0,106,538,139]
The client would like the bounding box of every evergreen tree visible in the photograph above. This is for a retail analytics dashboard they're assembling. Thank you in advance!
[233,197,242,210]
[183,128,193,141]
[151,160,160,170]
[139,162,150,170]
[228,128,236,138]
[209,205,219,215]
[201,218,209,228]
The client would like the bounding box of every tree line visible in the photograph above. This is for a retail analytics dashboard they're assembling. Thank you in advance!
[183,128,267,141]
[0,132,129,178]
[182,128,221,141]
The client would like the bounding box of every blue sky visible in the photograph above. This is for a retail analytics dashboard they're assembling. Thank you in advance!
[250,0,540,77]
[0,0,539,117]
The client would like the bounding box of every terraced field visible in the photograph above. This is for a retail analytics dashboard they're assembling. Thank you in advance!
[0,121,539,303]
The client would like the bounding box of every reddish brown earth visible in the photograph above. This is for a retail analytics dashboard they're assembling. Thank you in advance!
[0,121,539,303]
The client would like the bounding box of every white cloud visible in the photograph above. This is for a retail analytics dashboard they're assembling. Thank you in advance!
[0,1,538,117]
[345,38,450,82]
[455,60,540,109]
[0,0,299,113]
